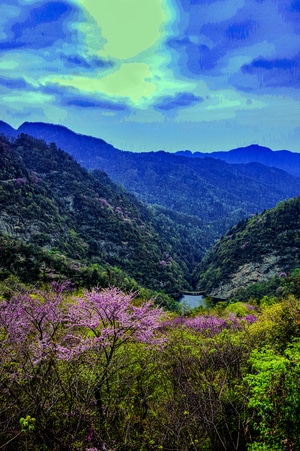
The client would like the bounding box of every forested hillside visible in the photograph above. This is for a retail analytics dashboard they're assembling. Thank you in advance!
[195,196,300,299]
[3,124,300,301]
[0,134,209,298]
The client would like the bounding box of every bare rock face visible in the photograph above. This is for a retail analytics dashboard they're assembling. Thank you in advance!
[0,212,47,243]
[0,213,16,236]
[63,195,75,212]
[209,254,281,299]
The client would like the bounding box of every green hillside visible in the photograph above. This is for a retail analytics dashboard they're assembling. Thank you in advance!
[0,134,208,298]
[195,196,300,299]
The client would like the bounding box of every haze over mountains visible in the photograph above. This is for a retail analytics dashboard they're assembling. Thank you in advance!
[2,120,300,177]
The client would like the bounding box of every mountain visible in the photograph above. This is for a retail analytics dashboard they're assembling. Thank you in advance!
[0,133,210,297]
[176,144,300,178]
[195,196,300,299]
[2,121,300,246]
[0,120,17,137]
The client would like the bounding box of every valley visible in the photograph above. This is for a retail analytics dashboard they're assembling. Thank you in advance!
[1,121,300,300]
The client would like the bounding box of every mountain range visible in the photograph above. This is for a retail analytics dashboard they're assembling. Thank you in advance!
[2,121,300,245]
[176,144,300,178]
[2,120,300,301]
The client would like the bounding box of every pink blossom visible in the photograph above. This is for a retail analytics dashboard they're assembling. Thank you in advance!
[99,198,111,208]
[160,311,256,336]
[0,287,165,365]
[15,177,27,185]
[31,173,42,183]
[243,314,257,324]
[185,315,227,335]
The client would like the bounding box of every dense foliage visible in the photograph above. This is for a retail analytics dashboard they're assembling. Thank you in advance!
[0,134,209,298]
[0,284,300,450]
[196,196,300,297]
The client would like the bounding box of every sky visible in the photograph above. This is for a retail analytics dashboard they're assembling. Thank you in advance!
[0,0,300,153]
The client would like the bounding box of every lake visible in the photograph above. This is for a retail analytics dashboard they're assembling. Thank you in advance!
[179,293,205,309]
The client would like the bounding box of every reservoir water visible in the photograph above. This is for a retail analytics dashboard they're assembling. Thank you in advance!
[179,293,205,309]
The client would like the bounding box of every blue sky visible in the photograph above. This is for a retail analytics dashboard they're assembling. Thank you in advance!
[1,0,300,152]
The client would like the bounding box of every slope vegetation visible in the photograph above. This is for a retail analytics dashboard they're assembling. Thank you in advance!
[195,196,300,298]
[0,134,207,296]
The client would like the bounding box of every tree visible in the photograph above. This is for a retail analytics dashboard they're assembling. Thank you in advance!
[0,286,164,450]
[245,341,300,450]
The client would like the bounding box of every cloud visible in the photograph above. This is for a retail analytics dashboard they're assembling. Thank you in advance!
[37,79,129,112]
[0,76,30,90]
[13,1,70,32]
[167,0,300,85]
[236,54,300,89]
[290,0,300,12]
[61,55,114,71]
[155,92,204,111]
[226,19,257,40]
[0,41,25,50]
[62,95,128,111]
[167,6,258,76]
[79,0,166,60]
[1,0,300,153]
[243,58,297,72]
[45,62,157,105]
[0,1,81,52]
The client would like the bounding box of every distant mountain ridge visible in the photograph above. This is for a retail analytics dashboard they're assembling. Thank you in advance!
[0,120,16,137]
[3,122,299,177]
[0,121,122,168]
[176,144,300,178]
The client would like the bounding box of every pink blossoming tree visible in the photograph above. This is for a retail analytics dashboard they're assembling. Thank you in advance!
[0,286,164,449]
